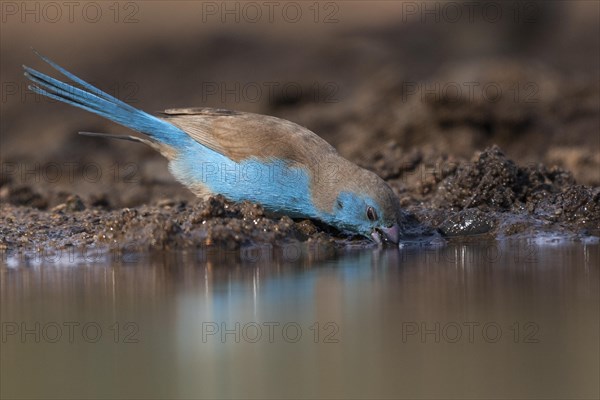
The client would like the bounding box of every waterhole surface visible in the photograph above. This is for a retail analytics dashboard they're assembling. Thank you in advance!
[1,238,598,399]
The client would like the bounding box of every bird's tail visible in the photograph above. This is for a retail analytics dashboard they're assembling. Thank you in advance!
[23,50,189,150]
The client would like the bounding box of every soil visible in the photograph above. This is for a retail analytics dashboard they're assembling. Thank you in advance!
[2,144,598,253]
[1,3,599,253]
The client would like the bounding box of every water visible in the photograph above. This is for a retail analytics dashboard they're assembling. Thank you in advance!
[1,239,599,399]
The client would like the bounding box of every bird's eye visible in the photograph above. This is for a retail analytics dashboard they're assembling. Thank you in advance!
[366,206,377,221]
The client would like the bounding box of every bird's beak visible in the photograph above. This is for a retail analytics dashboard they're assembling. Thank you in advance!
[376,223,400,244]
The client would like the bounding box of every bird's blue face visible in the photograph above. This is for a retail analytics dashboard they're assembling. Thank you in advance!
[329,191,401,244]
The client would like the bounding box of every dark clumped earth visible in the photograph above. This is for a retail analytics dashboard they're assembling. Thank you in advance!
[1,4,599,255]
[1,145,598,254]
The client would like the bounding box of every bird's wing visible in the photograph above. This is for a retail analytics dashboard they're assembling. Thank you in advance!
[158,108,337,163]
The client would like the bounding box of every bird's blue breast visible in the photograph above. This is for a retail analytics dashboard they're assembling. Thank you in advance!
[170,137,320,218]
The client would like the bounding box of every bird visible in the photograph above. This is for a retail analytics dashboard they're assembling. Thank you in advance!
[23,50,405,244]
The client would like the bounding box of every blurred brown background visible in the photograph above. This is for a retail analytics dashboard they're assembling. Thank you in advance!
[1,0,598,208]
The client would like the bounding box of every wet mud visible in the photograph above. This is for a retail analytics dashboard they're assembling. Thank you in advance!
[1,4,599,252]
[1,145,598,252]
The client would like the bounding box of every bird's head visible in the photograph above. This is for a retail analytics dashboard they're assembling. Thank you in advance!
[326,168,405,244]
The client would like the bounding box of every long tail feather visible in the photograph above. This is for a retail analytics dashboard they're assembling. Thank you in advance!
[78,131,167,154]
[23,50,189,149]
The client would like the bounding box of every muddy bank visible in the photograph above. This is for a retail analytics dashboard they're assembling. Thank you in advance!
[1,2,598,253]
[1,146,598,253]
